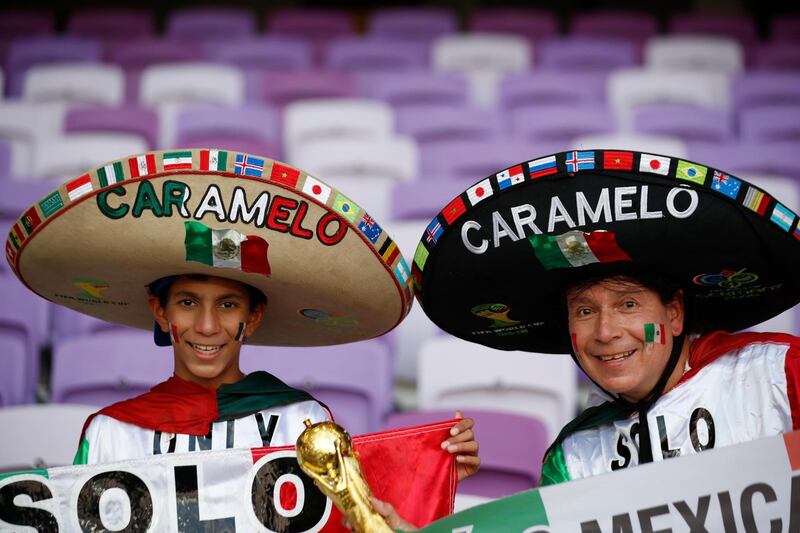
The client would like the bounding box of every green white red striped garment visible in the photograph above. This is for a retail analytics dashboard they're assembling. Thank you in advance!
[541,331,800,485]
[74,372,330,465]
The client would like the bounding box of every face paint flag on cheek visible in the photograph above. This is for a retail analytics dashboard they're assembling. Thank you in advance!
[570,332,578,354]
[235,322,246,342]
[644,323,666,346]
[170,323,180,344]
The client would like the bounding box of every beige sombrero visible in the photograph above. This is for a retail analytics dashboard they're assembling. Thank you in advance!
[5,149,413,346]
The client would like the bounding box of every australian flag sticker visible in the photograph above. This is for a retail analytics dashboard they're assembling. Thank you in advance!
[357,213,383,244]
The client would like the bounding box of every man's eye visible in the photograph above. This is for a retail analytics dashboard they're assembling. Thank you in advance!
[623,300,637,308]
[220,302,236,309]
[180,299,194,306]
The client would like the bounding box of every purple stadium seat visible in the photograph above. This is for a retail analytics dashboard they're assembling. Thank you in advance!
[324,37,429,73]
[390,179,475,221]
[382,409,548,496]
[687,140,800,178]
[175,104,283,159]
[205,37,313,71]
[732,73,800,113]
[259,70,356,107]
[632,103,733,143]
[740,106,800,142]
[570,10,658,51]
[536,36,639,72]
[469,8,558,47]
[240,339,393,435]
[668,13,758,49]
[771,15,800,42]
[51,330,174,406]
[356,70,468,109]
[6,37,103,97]
[206,37,314,101]
[266,8,355,37]
[265,8,355,65]
[513,104,616,144]
[499,72,606,111]
[105,38,206,102]
[166,7,257,40]
[0,141,10,179]
[420,139,563,182]
[0,277,50,404]
[396,105,502,146]
[66,8,156,41]
[754,43,800,71]
[368,7,458,40]
[51,306,132,343]
[64,106,159,150]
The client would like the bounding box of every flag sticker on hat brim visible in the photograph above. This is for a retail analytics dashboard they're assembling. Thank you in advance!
[528,156,558,179]
[603,151,634,170]
[379,237,400,265]
[21,206,42,235]
[394,258,410,285]
[38,191,64,219]
[743,186,771,216]
[199,150,228,172]
[8,227,21,251]
[466,178,494,206]
[357,213,383,244]
[639,154,670,176]
[302,176,332,204]
[66,174,93,201]
[442,196,467,224]
[425,218,444,245]
[163,151,193,170]
[97,161,125,187]
[771,203,795,232]
[269,162,300,187]
[184,221,271,276]
[565,151,595,172]
[414,241,430,271]
[129,154,157,177]
[711,170,741,200]
[333,193,359,223]
[234,154,265,177]
[529,230,631,270]
[675,160,708,185]
[496,165,524,190]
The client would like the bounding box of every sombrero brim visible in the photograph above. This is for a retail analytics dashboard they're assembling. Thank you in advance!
[412,149,800,354]
[6,149,414,346]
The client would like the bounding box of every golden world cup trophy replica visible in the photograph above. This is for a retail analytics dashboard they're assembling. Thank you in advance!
[296,419,393,533]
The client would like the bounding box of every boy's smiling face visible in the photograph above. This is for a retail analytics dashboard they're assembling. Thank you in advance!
[149,276,264,389]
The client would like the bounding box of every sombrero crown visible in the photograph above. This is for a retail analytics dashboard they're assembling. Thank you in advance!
[413,149,800,354]
[6,149,413,346]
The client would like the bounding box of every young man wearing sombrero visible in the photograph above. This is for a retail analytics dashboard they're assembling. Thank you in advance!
[5,149,478,475]
[411,149,800,486]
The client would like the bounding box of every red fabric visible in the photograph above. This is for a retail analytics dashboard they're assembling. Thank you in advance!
[80,375,218,441]
[251,419,458,531]
[241,235,271,276]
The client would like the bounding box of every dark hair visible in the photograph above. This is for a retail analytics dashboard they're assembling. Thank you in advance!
[147,274,267,310]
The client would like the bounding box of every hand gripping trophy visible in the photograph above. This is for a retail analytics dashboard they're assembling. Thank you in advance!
[296,420,393,533]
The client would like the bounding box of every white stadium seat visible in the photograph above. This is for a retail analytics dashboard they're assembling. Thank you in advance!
[23,63,125,106]
[645,36,744,74]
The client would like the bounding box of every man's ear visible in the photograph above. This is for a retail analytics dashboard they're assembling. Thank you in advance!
[667,290,685,337]
[148,296,169,333]
[244,302,265,338]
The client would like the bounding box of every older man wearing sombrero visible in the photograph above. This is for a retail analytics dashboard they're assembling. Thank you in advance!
[411,148,800,486]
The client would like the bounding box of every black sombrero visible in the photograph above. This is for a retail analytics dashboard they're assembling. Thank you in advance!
[6,149,414,346]
[412,149,800,354]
